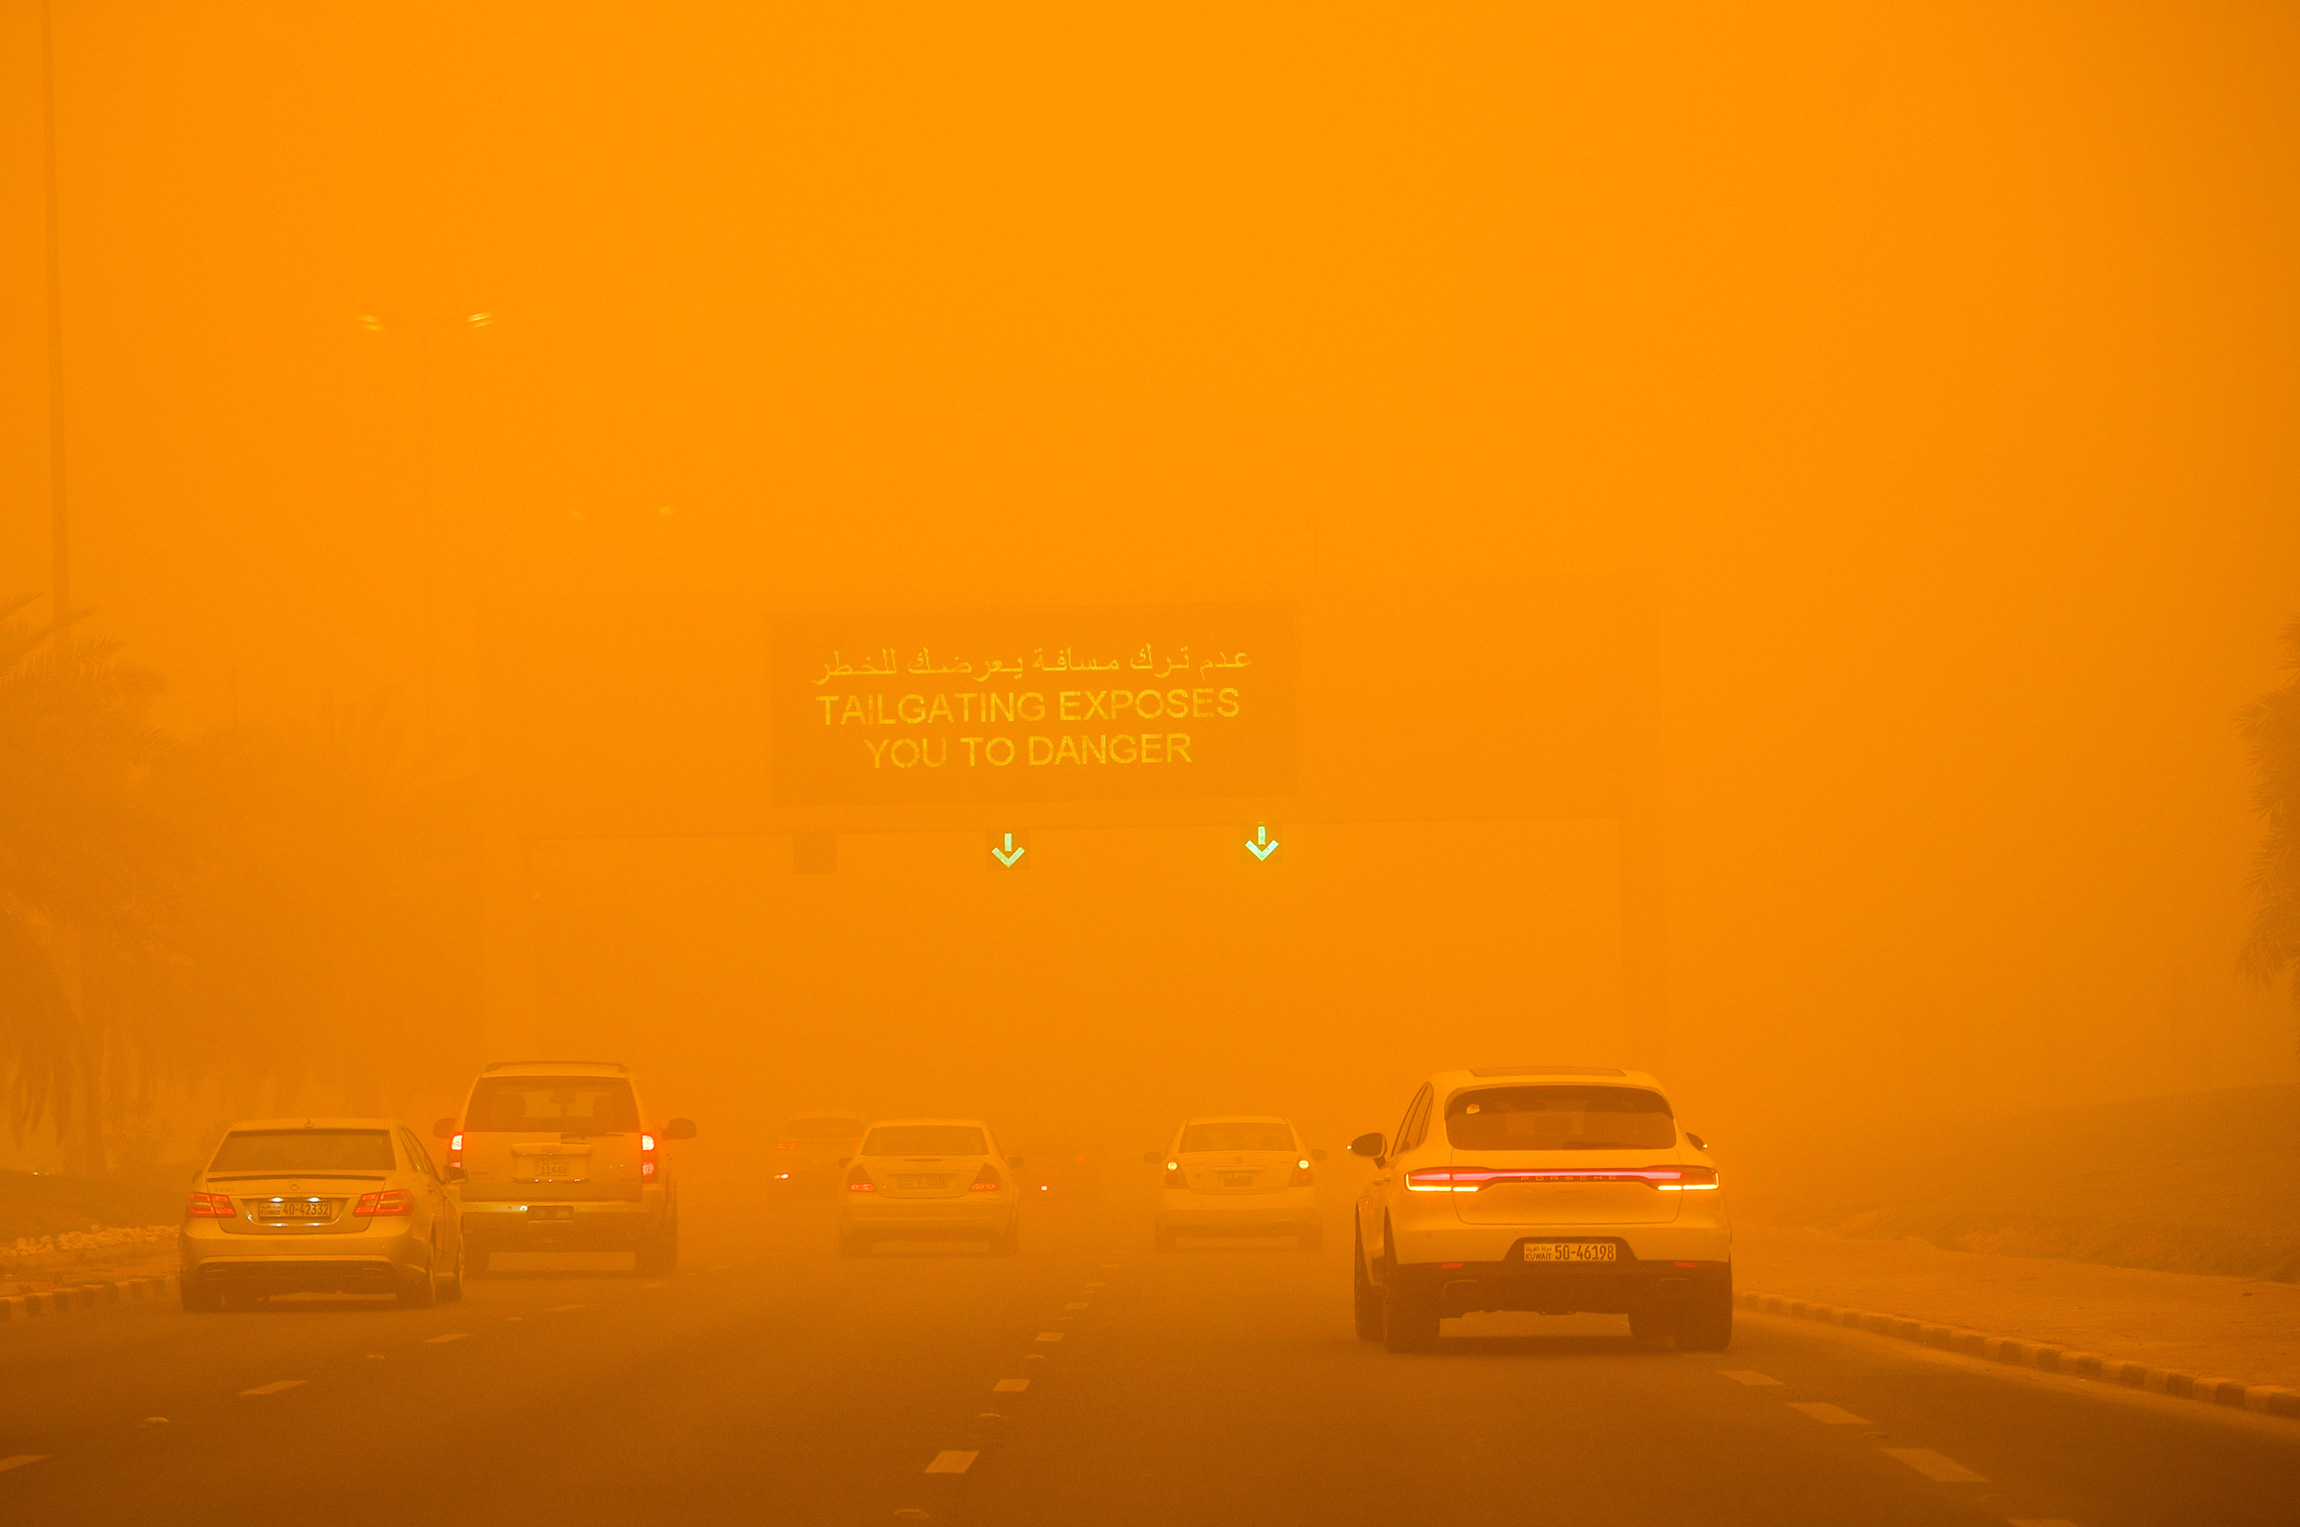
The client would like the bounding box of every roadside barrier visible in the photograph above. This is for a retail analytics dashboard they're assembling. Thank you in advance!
[0,1274,177,1321]
[1738,1289,2300,1421]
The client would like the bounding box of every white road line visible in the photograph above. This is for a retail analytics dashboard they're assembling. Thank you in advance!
[506,1316,523,1322]
[1882,1448,1986,1483]
[424,1333,468,1344]
[1786,1402,1868,1425]
[1034,1332,1065,1342]
[1718,1370,1782,1386]
[924,1450,978,1475]
[549,1303,584,1312]
[1065,1302,1089,1309]
[239,1380,306,1396]
[0,1456,50,1473]
[993,1379,1030,1392]
[365,1354,385,1360]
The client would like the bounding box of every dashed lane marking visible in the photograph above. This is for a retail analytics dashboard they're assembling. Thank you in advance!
[549,1304,584,1312]
[993,1379,1030,1392]
[1882,1449,1986,1483]
[0,1457,49,1473]
[424,1333,468,1344]
[239,1380,307,1396]
[1786,1402,1868,1425]
[924,1451,979,1475]
[1034,1332,1065,1342]
[1718,1370,1782,1385]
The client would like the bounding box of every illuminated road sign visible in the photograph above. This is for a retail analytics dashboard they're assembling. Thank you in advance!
[988,830,1030,870]
[771,604,1297,806]
[1242,824,1282,864]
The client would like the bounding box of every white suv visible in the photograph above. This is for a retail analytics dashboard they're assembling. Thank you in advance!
[1349,1068,1730,1352]
[440,1061,695,1275]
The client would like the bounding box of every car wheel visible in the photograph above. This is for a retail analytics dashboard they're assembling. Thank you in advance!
[179,1278,222,1314]
[1381,1243,1439,1352]
[990,1219,1020,1256]
[636,1216,679,1275]
[1154,1225,1178,1252]
[838,1229,872,1257]
[467,1245,490,1278]
[398,1256,438,1309]
[1351,1230,1384,1342]
[1675,1266,1733,1352]
[1626,1305,1672,1347]
[437,1241,466,1302]
[1297,1223,1323,1251]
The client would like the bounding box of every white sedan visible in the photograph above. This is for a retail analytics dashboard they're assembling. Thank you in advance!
[838,1118,1022,1255]
[1152,1116,1324,1250]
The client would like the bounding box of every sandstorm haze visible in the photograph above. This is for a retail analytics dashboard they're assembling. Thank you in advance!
[3,1,2297,1165]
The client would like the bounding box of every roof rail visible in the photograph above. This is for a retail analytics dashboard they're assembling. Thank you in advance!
[482,1060,629,1073]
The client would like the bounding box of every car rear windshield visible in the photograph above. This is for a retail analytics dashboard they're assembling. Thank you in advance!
[211,1129,397,1172]
[1179,1122,1295,1153]
[1444,1086,1675,1151]
[863,1125,988,1156]
[465,1078,641,1133]
[786,1117,865,1137]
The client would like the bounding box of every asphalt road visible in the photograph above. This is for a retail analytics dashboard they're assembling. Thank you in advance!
[5,1186,2296,1526]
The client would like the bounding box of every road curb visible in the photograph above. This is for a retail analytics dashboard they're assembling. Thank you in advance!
[0,1274,176,1323]
[1738,1290,2300,1421]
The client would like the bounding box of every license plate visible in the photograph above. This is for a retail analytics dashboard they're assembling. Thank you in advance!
[894,1176,946,1190]
[1523,1242,1617,1262]
[523,1205,574,1221]
[517,1159,584,1182]
[262,1200,329,1219]
[1220,1172,1257,1187]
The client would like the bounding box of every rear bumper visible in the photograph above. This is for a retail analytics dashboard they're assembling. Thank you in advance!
[180,1253,416,1297]
[1157,1188,1316,1233]
[840,1196,1014,1235]
[461,1195,665,1251]
[1390,1247,1730,1316]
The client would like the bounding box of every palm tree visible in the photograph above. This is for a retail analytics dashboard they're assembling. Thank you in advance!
[2239,621,2300,1050]
[0,598,172,1154]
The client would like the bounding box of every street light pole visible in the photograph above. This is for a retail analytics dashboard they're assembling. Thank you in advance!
[40,0,69,635]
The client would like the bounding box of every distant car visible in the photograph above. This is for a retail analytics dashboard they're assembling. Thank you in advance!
[1150,1116,1324,1251]
[180,1117,464,1311]
[773,1114,867,1199]
[1348,1067,1730,1352]
[838,1118,1021,1256]
[438,1061,695,1275]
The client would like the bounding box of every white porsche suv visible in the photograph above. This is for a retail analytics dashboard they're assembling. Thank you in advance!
[1350,1068,1729,1352]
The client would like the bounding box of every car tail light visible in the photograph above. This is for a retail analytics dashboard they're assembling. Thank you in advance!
[1291,1158,1315,1187]
[1406,1165,1721,1192]
[970,1164,1002,1192]
[448,1131,462,1172]
[846,1163,876,1192]
[776,1140,796,1150]
[353,1189,412,1217]
[1162,1161,1187,1191]
[186,1192,235,1218]
[641,1133,657,1180]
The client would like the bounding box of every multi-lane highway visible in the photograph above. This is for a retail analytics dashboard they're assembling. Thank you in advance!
[6,1184,2295,1525]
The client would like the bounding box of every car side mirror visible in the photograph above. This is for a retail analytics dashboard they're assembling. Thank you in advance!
[836,1157,850,1168]
[433,1118,457,1140]
[1007,1155,1025,1167]
[1311,1149,1329,1162]
[444,1165,468,1183]
[1347,1132,1385,1159]
[1685,1131,1708,1151]
[1142,1150,1162,1165]
[665,1118,698,1140]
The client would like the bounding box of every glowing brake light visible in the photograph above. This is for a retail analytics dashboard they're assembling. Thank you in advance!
[969,1163,1002,1192]
[846,1163,876,1192]
[186,1192,235,1218]
[448,1131,462,1172]
[1163,1161,1186,1190]
[1291,1158,1315,1187]
[1405,1165,1721,1192]
[641,1132,657,1180]
[353,1189,413,1216]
